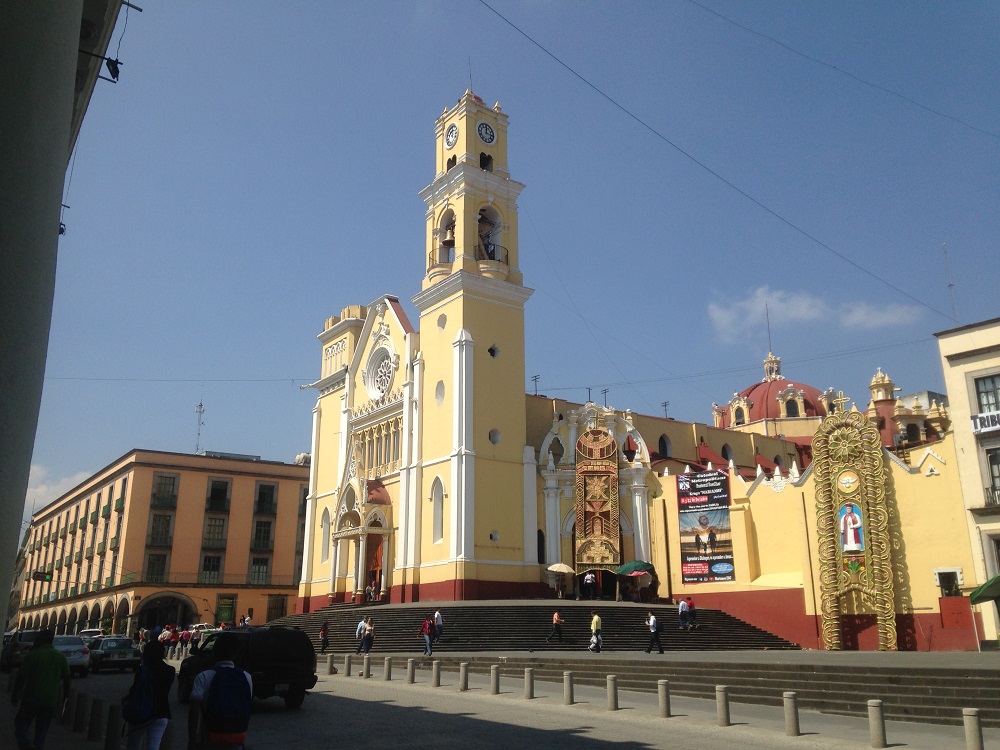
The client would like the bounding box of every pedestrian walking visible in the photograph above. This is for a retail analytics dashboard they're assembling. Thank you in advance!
[433,609,444,644]
[545,610,565,643]
[419,616,434,655]
[11,629,70,750]
[123,639,175,750]
[360,617,375,653]
[678,597,690,630]
[644,611,663,654]
[319,621,329,654]
[188,635,253,749]
[588,610,602,653]
[354,616,366,654]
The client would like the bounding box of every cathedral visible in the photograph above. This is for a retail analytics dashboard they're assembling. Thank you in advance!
[296,92,981,651]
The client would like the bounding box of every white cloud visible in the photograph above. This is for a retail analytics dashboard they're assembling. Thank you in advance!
[709,286,922,341]
[22,465,90,522]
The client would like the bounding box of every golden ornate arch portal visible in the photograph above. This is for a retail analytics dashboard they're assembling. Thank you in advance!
[813,409,896,650]
[574,428,621,572]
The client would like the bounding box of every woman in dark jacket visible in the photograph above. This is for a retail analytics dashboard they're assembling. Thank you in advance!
[124,639,176,750]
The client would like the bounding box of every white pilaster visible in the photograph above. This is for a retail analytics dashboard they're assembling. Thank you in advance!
[522,446,538,563]
[330,538,340,596]
[380,533,391,597]
[630,466,652,562]
[301,403,320,584]
[357,534,368,595]
[451,329,475,561]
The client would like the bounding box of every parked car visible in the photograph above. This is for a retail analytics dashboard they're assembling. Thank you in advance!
[0,630,41,672]
[78,628,107,640]
[188,623,215,632]
[177,626,317,709]
[53,635,90,677]
[88,635,140,672]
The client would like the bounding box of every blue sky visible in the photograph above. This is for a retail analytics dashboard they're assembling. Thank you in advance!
[26,1,999,523]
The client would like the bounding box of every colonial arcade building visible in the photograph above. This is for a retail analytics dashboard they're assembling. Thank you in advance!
[297,91,982,650]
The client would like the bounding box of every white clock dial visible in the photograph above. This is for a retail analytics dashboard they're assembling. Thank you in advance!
[445,123,459,149]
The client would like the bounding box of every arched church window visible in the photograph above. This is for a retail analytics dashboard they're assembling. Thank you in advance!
[537,529,545,565]
[431,478,444,543]
[785,399,800,418]
[773,455,785,470]
[658,435,672,458]
[320,508,331,563]
[548,438,564,466]
[446,155,456,171]
[734,407,745,426]
[721,444,734,462]
[480,152,493,172]
[906,423,920,443]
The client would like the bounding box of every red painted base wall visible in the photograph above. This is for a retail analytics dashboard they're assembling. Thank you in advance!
[298,579,552,614]
[690,589,982,651]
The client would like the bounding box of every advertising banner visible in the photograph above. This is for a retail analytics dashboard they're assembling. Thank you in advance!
[677,470,735,583]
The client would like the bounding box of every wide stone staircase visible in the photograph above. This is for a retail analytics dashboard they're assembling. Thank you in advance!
[270,599,797,654]
[271,600,1000,727]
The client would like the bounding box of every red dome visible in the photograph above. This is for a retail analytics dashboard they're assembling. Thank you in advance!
[715,352,830,428]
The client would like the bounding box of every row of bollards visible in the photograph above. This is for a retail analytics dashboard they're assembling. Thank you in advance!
[326,655,988,750]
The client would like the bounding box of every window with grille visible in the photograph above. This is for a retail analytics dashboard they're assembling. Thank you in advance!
[976,375,1000,413]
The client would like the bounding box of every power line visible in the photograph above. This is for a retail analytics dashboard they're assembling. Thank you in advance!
[684,0,1000,141]
[478,0,957,323]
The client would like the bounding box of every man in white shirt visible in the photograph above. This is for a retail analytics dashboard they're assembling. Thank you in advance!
[188,637,252,749]
[433,610,444,644]
[644,611,663,654]
[354,617,366,654]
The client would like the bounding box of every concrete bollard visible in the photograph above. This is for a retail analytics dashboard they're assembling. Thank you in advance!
[327,654,336,675]
[784,691,800,737]
[407,658,415,684]
[362,654,371,678]
[62,689,79,726]
[104,703,122,750]
[868,699,887,749]
[607,675,618,711]
[73,691,91,733]
[963,708,984,750]
[459,662,469,691]
[716,685,731,727]
[524,668,534,700]
[563,671,574,706]
[432,660,441,687]
[87,697,106,741]
[490,665,500,695]
[344,654,353,677]
[383,657,392,681]
[658,679,671,718]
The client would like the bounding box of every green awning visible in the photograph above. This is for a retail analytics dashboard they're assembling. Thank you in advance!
[969,573,1000,605]
[614,560,656,576]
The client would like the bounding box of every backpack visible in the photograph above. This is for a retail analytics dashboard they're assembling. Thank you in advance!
[122,665,155,725]
[205,665,252,737]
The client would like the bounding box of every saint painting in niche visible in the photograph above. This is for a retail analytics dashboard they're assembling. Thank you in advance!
[839,503,864,552]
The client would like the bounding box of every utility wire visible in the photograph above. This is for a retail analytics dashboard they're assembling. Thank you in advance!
[685,0,1000,141]
[478,0,957,323]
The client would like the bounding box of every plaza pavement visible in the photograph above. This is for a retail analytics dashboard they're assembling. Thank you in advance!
[4,648,999,749]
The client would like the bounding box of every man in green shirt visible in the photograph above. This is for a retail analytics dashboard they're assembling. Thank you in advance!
[11,629,70,750]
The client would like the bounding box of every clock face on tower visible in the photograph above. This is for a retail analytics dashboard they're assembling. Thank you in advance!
[445,124,459,149]
[477,121,496,144]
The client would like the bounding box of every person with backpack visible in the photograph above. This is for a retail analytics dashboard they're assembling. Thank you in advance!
[644,611,664,654]
[11,629,70,750]
[318,622,329,654]
[122,639,175,750]
[188,635,252,749]
[418,616,434,656]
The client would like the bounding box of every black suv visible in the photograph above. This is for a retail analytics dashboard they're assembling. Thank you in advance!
[177,626,317,709]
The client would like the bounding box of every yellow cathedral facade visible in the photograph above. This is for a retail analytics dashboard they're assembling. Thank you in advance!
[297,92,984,651]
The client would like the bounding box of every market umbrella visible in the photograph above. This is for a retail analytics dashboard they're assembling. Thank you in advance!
[547,563,576,575]
[615,560,656,576]
[970,573,1000,604]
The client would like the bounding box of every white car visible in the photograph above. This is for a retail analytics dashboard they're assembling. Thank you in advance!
[78,628,106,640]
[188,623,215,632]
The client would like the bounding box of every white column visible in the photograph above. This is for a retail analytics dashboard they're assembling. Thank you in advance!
[523,446,538,564]
[630,466,652,562]
[543,470,562,566]
[357,534,368,595]
[301,404,321,584]
[380,533,391,597]
[400,351,423,570]
[451,329,475,561]
[330,538,341,597]
[349,537,360,595]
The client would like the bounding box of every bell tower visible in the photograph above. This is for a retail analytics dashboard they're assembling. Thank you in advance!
[412,91,534,595]
[420,90,524,289]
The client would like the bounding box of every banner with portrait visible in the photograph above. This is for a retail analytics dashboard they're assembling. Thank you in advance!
[677,470,735,583]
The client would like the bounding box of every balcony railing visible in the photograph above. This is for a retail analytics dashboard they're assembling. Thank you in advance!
[104,576,114,586]
[202,536,227,549]
[144,571,167,585]
[89,511,98,523]
[151,492,177,509]
[69,586,77,597]
[146,533,173,548]
[101,504,111,518]
[64,554,72,566]
[55,559,62,569]
[985,487,1000,507]
[69,521,77,533]
[248,572,272,585]
[253,501,277,516]
[74,551,82,563]
[96,541,106,554]
[250,537,274,552]
[78,516,87,529]
[205,496,230,513]
[198,571,222,585]
[114,495,125,511]
[110,536,120,551]
[59,527,67,538]
[80,583,89,594]
[45,562,53,572]
[474,242,508,264]
[85,546,94,558]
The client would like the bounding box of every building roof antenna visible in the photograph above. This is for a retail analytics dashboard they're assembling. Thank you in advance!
[195,399,205,454]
